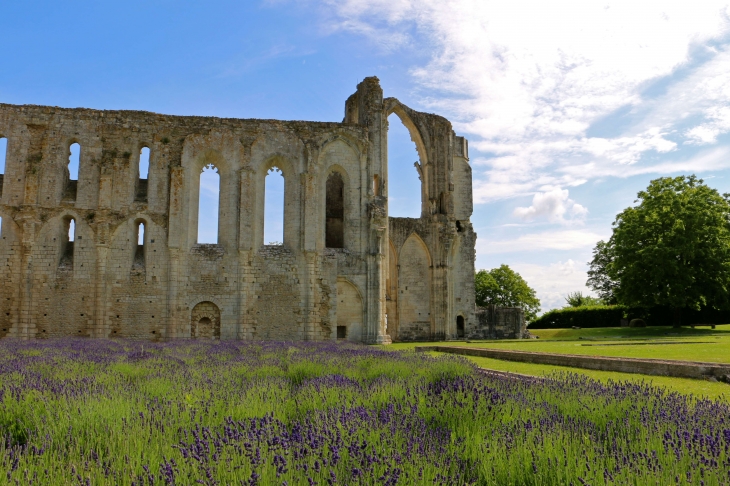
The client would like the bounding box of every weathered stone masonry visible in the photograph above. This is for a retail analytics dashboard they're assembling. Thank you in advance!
[0,77,477,342]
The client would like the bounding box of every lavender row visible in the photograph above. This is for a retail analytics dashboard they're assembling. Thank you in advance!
[0,339,728,484]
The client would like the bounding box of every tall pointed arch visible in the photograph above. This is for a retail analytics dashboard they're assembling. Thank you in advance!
[264,166,284,245]
[385,104,428,218]
[197,163,220,244]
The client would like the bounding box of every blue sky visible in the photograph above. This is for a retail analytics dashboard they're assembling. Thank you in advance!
[3,1,730,312]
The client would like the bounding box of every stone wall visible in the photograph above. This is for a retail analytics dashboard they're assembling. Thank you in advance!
[416,345,730,380]
[0,77,476,342]
[469,306,526,339]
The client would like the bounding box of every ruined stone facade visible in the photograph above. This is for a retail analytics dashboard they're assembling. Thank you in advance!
[472,306,527,340]
[0,77,477,343]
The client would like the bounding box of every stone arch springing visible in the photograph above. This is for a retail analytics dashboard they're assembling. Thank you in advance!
[386,104,429,219]
[190,301,221,340]
[136,146,150,202]
[197,163,220,244]
[325,171,345,248]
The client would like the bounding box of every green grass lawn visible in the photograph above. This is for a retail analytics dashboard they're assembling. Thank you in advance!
[389,325,730,363]
[385,326,730,400]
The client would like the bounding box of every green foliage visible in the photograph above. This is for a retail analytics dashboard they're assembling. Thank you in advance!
[529,304,730,329]
[588,176,730,318]
[474,264,540,321]
[564,291,604,308]
[529,305,626,329]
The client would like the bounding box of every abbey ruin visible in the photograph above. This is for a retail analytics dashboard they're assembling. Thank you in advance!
[0,77,477,343]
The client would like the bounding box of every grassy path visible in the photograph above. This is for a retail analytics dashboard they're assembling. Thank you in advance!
[385,326,730,400]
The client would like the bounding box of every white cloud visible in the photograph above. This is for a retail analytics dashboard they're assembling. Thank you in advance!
[513,187,587,224]
[312,0,730,201]
[477,229,606,254]
[685,107,730,145]
[513,259,597,312]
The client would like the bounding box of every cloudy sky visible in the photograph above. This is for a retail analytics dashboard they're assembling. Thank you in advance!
[3,1,730,312]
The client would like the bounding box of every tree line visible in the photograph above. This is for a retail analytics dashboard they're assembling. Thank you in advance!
[476,175,730,328]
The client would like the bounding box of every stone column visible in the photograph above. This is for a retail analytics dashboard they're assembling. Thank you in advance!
[93,222,110,337]
[166,167,186,339]
[17,219,36,339]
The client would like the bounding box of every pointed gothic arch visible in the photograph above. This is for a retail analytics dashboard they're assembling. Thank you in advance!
[385,103,428,218]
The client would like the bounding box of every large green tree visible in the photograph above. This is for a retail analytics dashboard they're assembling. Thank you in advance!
[475,265,541,321]
[587,175,730,326]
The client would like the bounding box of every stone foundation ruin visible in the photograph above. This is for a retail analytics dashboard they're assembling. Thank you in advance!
[0,77,477,343]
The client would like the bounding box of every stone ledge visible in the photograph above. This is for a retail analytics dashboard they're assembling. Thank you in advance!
[415,345,730,380]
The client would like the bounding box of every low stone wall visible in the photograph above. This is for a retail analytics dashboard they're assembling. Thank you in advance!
[416,346,730,380]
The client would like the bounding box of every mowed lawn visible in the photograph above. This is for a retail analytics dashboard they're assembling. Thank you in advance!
[385,326,730,400]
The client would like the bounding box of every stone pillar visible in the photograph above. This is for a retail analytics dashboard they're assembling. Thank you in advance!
[238,169,255,251]
[17,219,36,339]
[373,226,391,344]
[350,77,391,344]
[93,222,110,337]
[167,167,186,339]
[98,174,112,210]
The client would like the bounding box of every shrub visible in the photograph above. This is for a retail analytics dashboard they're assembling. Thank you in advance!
[528,305,625,329]
[528,304,730,329]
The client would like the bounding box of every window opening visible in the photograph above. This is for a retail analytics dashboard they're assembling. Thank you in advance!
[197,164,220,244]
[264,167,284,245]
[337,326,347,339]
[133,222,145,270]
[0,137,6,174]
[373,174,380,196]
[0,137,6,198]
[64,143,80,201]
[325,172,345,248]
[139,147,150,179]
[456,315,465,338]
[136,147,150,202]
[68,143,80,181]
[60,218,75,268]
[387,113,422,218]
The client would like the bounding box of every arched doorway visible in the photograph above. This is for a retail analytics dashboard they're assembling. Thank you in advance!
[191,301,221,340]
[456,315,465,339]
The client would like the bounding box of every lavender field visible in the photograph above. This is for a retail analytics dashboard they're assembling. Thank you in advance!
[0,340,729,485]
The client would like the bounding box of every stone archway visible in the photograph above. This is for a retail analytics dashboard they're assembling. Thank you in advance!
[191,301,221,340]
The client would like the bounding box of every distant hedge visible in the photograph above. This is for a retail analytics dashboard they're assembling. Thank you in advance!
[528,305,730,329]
